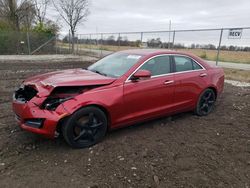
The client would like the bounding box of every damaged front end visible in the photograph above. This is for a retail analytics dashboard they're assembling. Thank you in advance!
[12,68,116,138]
[14,84,92,111]
[12,83,103,138]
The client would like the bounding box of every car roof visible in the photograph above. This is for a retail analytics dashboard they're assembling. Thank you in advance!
[119,49,212,69]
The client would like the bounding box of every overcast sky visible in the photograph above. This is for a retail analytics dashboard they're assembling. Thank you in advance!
[48,0,250,46]
[49,0,250,35]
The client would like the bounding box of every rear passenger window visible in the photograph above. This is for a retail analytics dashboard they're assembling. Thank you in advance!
[139,55,171,76]
[174,56,202,72]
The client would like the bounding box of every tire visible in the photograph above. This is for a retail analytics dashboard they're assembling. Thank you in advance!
[195,88,216,116]
[62,106,108,148]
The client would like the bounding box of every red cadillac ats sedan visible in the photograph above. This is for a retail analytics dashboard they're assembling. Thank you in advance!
[12,49,224,148]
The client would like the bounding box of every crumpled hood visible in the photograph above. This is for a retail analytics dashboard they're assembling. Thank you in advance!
[23,69,116,97]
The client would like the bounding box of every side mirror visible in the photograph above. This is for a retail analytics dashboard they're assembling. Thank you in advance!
[131,70,151,81]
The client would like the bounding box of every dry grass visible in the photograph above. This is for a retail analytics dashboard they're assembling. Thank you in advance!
[224,68,250,82]
[58,43,250,64]
[175,49,250,64]
[99,46,250,64]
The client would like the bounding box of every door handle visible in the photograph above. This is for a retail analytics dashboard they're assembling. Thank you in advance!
[199,73,207,77]
[164,80,174,85]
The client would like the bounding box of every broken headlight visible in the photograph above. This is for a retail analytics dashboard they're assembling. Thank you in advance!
[14,85,38,102]
[41,97,73,111]
[41,86,87,111]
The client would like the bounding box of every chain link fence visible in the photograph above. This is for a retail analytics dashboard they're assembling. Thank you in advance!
[65,27,250,65]
[0,31,56,55]
[1,27,250,65]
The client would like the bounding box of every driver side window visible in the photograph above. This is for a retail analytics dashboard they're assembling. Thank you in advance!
[139,55,171,76]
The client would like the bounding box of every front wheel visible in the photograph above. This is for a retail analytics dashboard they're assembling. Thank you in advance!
[62,106,108,148]
[195,88,216,116]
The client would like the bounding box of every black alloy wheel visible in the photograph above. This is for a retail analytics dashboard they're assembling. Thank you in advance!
[62,106,107,148]
[195,88,216,116]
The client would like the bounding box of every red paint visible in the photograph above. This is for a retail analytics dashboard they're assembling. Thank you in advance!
[12,50,224,138]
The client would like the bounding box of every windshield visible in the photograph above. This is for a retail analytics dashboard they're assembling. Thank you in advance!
[87,53,142,78]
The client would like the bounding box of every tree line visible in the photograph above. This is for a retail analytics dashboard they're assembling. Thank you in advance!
[62,35,250,52]
[0,0,89,54]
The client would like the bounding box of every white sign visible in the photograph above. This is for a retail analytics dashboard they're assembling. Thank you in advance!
[228,29,242,39]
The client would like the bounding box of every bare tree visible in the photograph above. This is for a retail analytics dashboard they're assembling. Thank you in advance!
[32,0,50,24]
[53,0,89,53]
[0,0,35,30]
[19,0,36,30]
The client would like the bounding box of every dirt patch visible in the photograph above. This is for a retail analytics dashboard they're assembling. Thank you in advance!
[0,59,249,187]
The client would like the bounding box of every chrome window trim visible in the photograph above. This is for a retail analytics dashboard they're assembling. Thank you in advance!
[125,54,206,83]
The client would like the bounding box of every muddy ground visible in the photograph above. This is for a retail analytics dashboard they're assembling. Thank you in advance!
[0,59,249,188]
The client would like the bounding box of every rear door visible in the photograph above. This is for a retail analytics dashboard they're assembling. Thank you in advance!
[172,55,209,111]
[120,55,175,124]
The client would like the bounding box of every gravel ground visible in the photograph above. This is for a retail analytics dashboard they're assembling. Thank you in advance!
[225,80,250,87]
[0,59,249,188]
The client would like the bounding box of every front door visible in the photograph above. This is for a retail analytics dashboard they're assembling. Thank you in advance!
[120,55,175,124]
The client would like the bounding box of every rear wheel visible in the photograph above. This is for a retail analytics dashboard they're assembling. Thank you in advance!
[62,106,108,148]
[195,88,216,116]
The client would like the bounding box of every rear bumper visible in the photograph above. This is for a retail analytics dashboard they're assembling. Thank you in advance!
[12,100,67,139]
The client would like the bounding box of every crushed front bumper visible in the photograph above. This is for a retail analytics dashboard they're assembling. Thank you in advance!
[12,99,68,139]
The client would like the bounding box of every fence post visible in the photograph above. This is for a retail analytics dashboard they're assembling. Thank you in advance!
[80,35,83,55]
[101,33,103,57]
[168,31,171,49]
[95,34,98,52]
[168,20,171,49]
[55,35,58,54]
[89,34,92,53]
[140,32,143,47]
[59,35,61,54]
[172,30,176,49]
[26,31,31,55]
[216,29,223,66]
[76,34,79,55]
[79,35,81,55]
[68,30,71,54]
[118,33,121,50]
